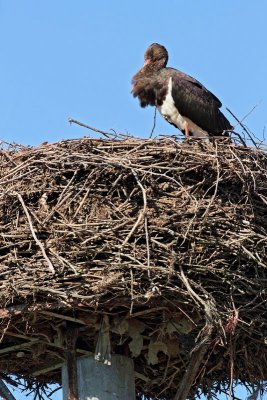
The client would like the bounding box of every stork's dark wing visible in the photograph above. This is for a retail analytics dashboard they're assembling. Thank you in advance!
[167,68,232,135]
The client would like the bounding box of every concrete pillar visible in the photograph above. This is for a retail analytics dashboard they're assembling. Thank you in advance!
[62,355,135,400]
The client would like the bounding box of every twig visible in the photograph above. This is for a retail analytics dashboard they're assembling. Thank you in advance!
[0,339,39,355]
[68,118,110,138]
[149,107,157,138]
[179,266,216,325]
[202,141,220,218]
[0,379,17,400]
[132,168,151,278]
[231,130,247,147]
[121,168,148,248]
[130,267,134,315]
[240,102,261,124]
[39,311,86,325]
[121,209,144,247]
[32,363,64,377]
[69,118,137,139]
[16,193,55,274]
[226,107,257,147]
[43,170,78,224]
[241,246,267,269]
[144,215,151,279]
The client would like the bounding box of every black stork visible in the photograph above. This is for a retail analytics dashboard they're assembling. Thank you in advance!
[131,43,232,139]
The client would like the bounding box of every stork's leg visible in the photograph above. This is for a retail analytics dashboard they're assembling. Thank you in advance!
[184,121,190,138]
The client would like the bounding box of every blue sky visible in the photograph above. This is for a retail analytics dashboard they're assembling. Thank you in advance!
[0,1,266,399]
[0,0,266,146]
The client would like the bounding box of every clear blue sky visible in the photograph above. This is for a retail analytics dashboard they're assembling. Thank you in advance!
[1,1,266,399]
[0,0,266,146]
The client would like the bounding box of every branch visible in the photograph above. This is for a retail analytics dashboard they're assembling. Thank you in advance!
[226,107,257,147]
[16,193,55,274]
[0,380,17,400]
[68,118,110,138]
[68,118,137,139]
[173,337,211,400]
[121,169,147,248]
[65,326,78,400]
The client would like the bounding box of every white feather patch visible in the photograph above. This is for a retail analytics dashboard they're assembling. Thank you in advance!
[157,77,209,139]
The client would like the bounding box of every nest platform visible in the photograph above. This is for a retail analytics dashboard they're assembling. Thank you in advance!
[0,136,267,399]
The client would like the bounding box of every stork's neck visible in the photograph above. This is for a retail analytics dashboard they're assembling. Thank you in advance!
[133,63,165,81]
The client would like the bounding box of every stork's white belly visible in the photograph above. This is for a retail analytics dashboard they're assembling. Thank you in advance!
[157,77,209,139]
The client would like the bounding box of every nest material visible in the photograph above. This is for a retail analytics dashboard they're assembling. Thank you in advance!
[0,136,267,399]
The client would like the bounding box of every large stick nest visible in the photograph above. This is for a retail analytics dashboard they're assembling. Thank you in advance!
[0,136,267,399]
